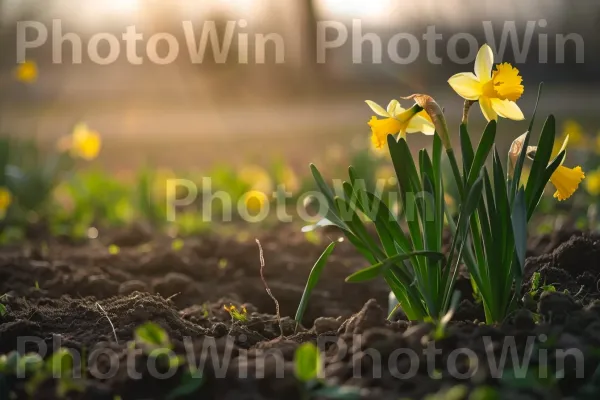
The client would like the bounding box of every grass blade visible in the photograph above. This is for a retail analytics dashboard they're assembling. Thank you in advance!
[295,242,337,327]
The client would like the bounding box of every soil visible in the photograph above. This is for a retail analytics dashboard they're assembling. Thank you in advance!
[1,225,600,399]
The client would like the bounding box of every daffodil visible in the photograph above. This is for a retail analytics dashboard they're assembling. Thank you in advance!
[0,187,12,217]
[366,99,435,149]
[239,165,273,194]
[512,133,585,201]
[585,169,600,197]
[548,136,585,201]
[14,60,38,84]
[243,190,268,214]
[448,44,524,121]
[59,123,102,160]
[526,135,585,201]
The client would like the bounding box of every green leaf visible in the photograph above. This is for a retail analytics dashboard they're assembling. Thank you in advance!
[310,164,347,230]
[134,322,171,349]
[346,251,445,283]
[527,150,565,219]
[466,120,496,188]
[512,187,528,276]
[459,123,475,177]
[46,348,74,377]
[0,303,6,317]
[295,242,336,325]
[166,370,205,400]
[526,115,555,209]
[511,83,543,199]
[294,343,322,383]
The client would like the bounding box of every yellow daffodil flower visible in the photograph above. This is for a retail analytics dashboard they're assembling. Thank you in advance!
[243,190,268,214]
[545,136,585,201]
[513,133,584,201]
[366,99,435,149]
[14,60,38,84]
[59,123,102,160]
[585,169,600,197]
[448,44,524,121]
[0,187,12,217]
[239,165,273,193]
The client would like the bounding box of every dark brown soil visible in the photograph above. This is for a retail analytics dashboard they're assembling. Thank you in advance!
[1,226,600,399]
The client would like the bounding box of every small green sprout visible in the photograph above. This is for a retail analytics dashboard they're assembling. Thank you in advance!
[25,348,84,398]
[218,259,228,269]
[223,304,248,322]
[171,238,184,252]
[0,294,7,317]
[294,343,322,383]
[166,369,205,400]
[293,343,360,400]
[134,322,172,350]
[528,271,558,299]
[134,322,183,368]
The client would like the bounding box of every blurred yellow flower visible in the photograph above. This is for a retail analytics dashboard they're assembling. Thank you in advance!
[0,187,12,217]
[59,123,102,160]
[375,165,397,187]
[278,167,300,193]
[239,165,273,193]
[559,120,586,148]
[366,99,435,149]
[14,60,38,83]
[547,136,585,201]
[244,190,268,214]
[585,169,600,196]
[448,44,524,121]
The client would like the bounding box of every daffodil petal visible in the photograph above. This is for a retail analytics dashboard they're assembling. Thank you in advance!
[406,115,435,135]
[490,98,524,121]
[448,73,482,100]
[386,99,399,114]
[475,44,494,81]
[365,100,390,117]
[550,165,585,201]
[479,97,497,121]
[391,104,406,117]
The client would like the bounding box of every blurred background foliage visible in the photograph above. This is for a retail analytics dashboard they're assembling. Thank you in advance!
[0,0,599,241]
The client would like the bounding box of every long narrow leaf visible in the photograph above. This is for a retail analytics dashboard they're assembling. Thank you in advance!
[295,242,337,325]
[346,251,445,283]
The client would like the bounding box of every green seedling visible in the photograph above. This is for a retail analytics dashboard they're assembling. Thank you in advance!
[295,242,336,331]
[134,322,183,369]
[294,343,360,400]
[223,304,248,322]
[25,348,84,398]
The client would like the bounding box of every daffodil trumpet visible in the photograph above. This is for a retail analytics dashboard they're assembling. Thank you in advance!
[449,44,525,122]
[524,135,585,201]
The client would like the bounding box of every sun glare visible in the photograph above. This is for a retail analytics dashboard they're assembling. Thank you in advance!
[317,0,392,20]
